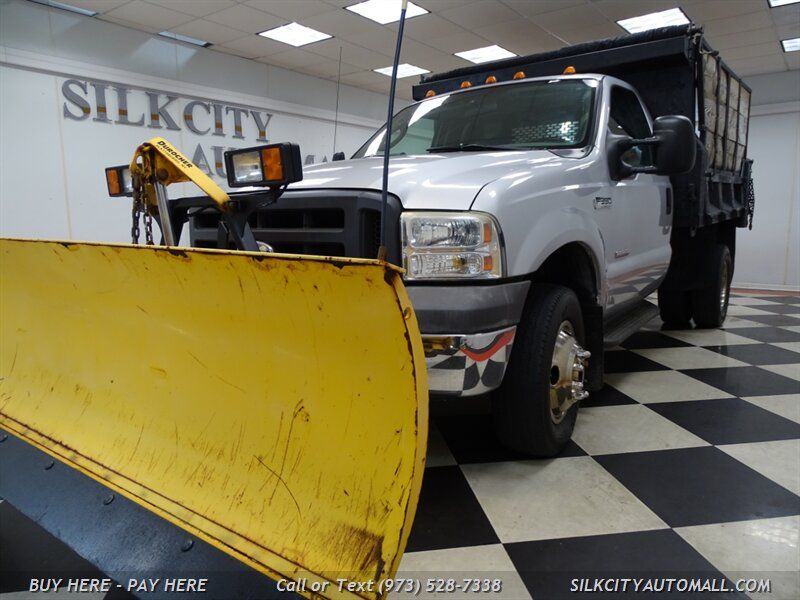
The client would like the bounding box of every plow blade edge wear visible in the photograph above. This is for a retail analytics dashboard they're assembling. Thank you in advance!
[0,239,428,599]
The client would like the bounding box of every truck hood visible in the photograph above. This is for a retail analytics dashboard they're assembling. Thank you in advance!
[289,152,563,210]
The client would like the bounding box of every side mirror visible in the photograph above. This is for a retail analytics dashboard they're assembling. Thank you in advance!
[332,151,346,161]
[652,115,696,175]
[608,115,697,180]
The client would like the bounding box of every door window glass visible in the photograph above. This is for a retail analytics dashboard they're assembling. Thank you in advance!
[609,87,653,167]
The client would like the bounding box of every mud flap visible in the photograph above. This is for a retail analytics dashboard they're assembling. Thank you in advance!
[0,239,427,599]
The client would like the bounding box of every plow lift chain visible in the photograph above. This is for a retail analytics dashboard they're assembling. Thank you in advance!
[130,170,154,245]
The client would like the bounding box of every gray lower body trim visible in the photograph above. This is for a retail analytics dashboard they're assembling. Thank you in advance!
[407,281,530,334]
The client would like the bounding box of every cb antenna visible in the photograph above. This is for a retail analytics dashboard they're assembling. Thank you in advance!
[377,0,408,261]
[333,45,343,158]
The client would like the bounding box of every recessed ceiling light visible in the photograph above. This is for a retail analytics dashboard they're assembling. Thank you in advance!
[258,22,332,47]
[159,31,211,48]
[617,7,690,34]
[768,0,800,7]
[455,45,517,64]
[30,0,97,17]
[346,0,428,25]
[374,63,430,78]
[782,37,800,52]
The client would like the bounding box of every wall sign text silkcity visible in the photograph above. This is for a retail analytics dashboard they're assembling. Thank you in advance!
[60,78,326,177]
[62,79,273,139]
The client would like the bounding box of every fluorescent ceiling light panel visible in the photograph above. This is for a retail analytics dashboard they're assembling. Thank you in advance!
[346,0,429,25]
[258,22,332,47]
[374,63,430,78]
[455,45,517,64]
[617,7,690,34]
[782,37,800,52]
[159,31,211,47]
[31,0,97,16]
[768,1,800,7]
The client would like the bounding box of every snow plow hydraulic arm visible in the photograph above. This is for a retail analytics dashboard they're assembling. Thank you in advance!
[106,137,300,251]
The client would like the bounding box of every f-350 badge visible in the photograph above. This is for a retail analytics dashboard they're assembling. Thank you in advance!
[594,197,612,209]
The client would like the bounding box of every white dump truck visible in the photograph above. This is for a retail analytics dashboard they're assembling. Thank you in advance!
[189,25,754,456]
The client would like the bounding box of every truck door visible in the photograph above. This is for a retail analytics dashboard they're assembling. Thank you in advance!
[602,85,672,316]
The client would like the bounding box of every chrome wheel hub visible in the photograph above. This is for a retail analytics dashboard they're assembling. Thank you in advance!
[549,321,591,424]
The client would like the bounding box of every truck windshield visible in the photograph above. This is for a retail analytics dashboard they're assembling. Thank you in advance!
[353,79,597,158]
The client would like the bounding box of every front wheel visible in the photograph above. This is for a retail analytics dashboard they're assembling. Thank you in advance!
[492,284,590,457]
[692,244,732,329]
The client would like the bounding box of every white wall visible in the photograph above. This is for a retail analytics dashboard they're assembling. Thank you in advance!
[0,0,396,243]
[734,71,800,291]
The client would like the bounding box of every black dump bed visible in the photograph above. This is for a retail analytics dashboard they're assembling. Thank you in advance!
[412,25,754,231]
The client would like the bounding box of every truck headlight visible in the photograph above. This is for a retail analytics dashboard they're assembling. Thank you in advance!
[401,212,503,280]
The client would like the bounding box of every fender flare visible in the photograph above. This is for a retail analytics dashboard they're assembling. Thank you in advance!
[511,207,606,305]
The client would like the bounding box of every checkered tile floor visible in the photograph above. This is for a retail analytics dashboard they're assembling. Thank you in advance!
[400,292,800,599]
[2,293,799,599]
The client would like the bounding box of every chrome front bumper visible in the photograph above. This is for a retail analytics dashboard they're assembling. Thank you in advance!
[422,326,516,397]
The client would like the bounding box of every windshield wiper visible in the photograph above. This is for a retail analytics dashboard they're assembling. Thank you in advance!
[426,143,526,153]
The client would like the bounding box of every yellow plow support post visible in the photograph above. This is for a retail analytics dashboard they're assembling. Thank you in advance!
[129,136,231,211]
[0,239,428,598]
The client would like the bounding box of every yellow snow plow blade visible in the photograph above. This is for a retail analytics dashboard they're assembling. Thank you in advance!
[0,238,427,599]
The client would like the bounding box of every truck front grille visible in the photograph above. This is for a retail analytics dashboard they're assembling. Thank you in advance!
[189,189,402,265]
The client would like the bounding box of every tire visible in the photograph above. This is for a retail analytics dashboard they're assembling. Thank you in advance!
[657,289,692,326]
[492,284,587,457]
[692,244,732,328]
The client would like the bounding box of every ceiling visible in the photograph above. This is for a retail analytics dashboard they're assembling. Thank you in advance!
[64,0,800,99]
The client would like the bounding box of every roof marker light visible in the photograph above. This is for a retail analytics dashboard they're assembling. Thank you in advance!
[460,81,472,88]
[425,90,436,97]
[513,71,525,80]
[485,75,497,84]
[563,66,576,74]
